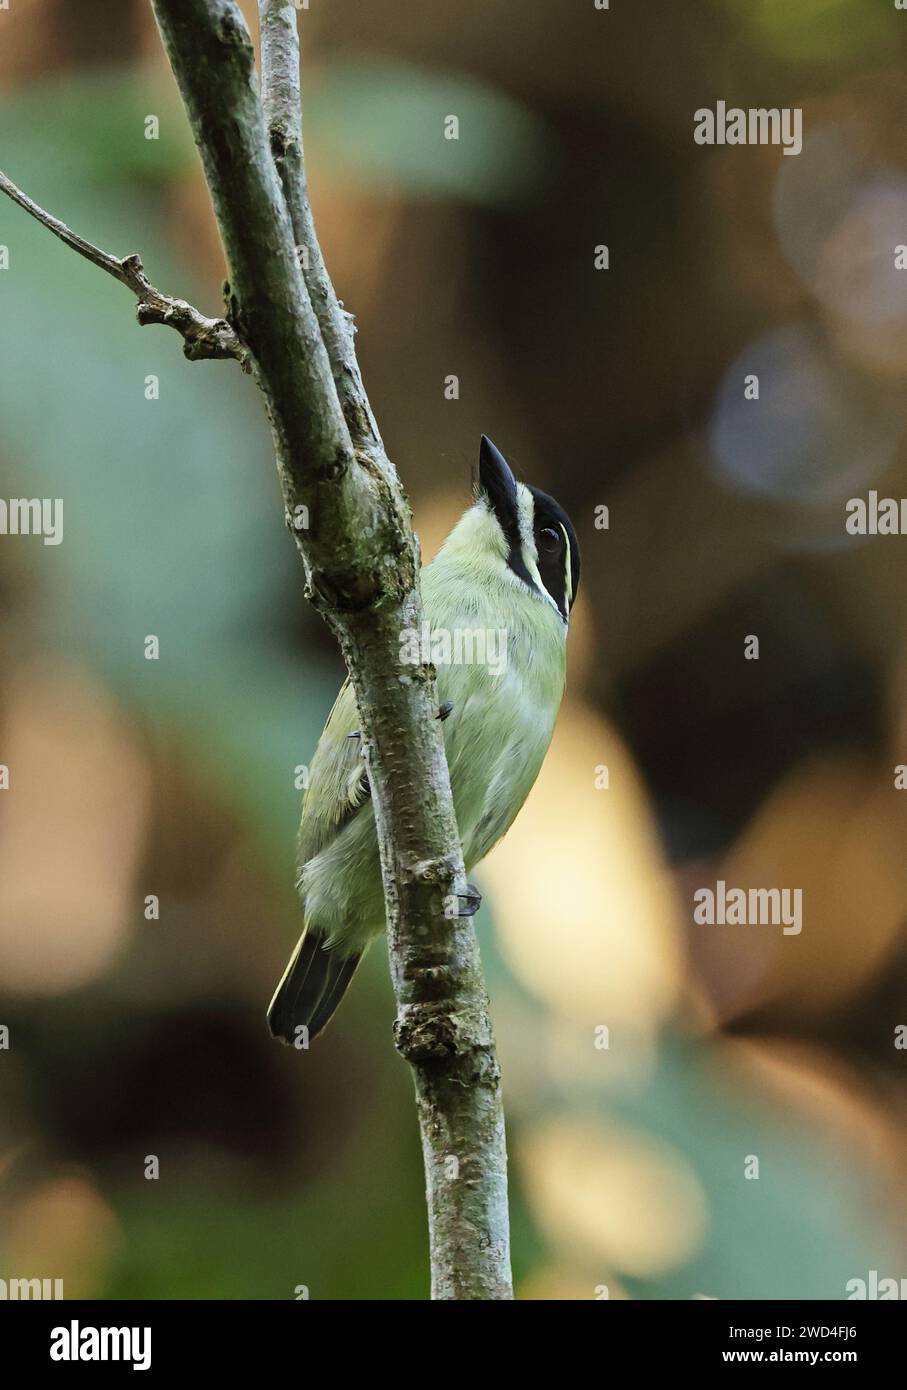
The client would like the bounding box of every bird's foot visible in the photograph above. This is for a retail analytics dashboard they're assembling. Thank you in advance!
[458,883,482,917]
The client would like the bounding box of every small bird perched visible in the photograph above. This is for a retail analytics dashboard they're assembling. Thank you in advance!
[268,436,580,1044]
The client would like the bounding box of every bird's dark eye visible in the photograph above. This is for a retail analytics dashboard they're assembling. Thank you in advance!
[536,526,561,554]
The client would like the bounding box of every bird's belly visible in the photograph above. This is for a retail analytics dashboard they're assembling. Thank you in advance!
[441,669,558,870]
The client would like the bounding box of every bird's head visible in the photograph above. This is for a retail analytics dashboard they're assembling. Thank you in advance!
[436,436,580,623]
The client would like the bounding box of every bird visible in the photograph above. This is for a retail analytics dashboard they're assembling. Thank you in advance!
[267,435,580,1045]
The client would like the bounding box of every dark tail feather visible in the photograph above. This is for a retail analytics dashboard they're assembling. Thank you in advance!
[306,953,362,1039]
[267,929,362,1045]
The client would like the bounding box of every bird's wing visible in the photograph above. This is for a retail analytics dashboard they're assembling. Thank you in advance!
[297,676,371,866]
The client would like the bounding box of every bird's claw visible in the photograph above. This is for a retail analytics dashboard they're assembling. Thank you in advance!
[349,702,451,738]
[458,883,482,917]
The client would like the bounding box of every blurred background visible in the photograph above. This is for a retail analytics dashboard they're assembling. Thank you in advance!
[1,0,906,1300]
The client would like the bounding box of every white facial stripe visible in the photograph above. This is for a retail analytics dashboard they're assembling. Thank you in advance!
[516,484,559,615]
[560,522,572,616]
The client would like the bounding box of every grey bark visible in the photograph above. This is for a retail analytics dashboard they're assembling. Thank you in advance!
[258,0,381,456]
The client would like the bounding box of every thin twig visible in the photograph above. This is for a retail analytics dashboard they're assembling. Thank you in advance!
[0,168,251,367]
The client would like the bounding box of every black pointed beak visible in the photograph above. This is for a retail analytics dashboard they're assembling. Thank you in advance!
[479,435,517,501]
[478,435,522,546]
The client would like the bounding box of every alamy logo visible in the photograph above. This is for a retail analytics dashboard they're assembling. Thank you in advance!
[693,880,802,935]
[0,497,63,546]
[50,1321,151,1371]
[694,102,802,157]
[846,492,907,535]
[846,1270,907,1300]
[399,622,508,677]
[0,1276,63,1300]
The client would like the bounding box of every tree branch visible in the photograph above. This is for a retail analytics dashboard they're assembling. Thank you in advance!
[257,0,382,457]
[0,168,250,366]
[151,0,513,1298]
